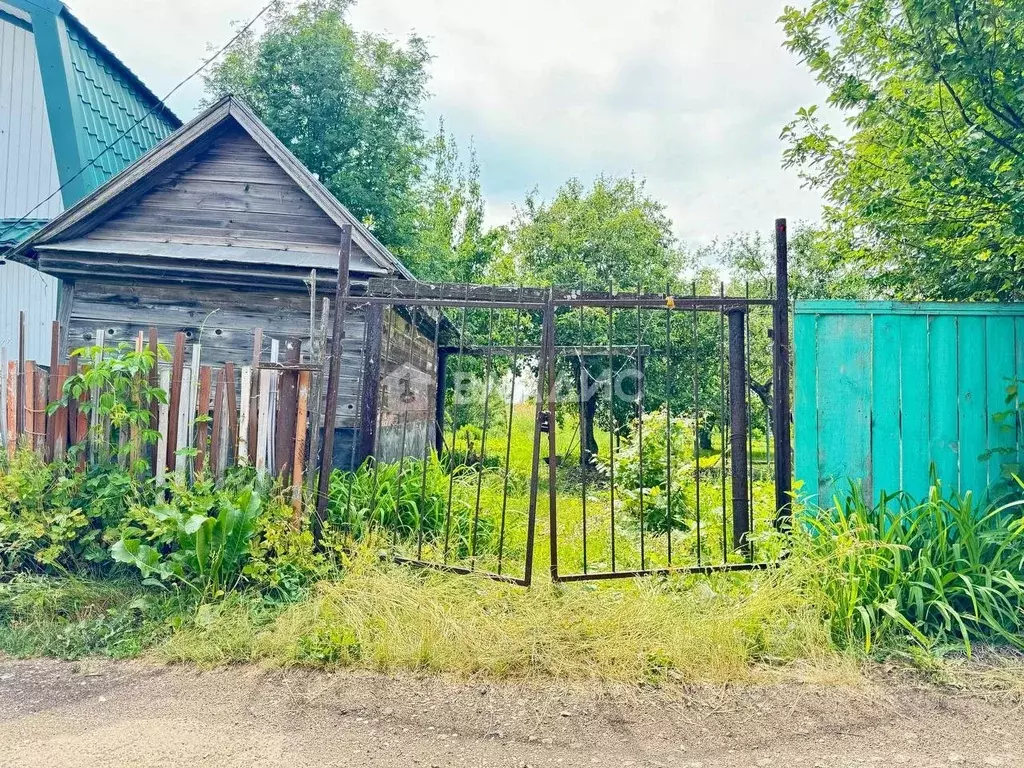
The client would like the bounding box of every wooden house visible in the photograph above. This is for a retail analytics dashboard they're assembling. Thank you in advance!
[8,95,437,469]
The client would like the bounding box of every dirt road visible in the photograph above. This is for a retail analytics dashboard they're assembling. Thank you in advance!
[0,658,1020,767]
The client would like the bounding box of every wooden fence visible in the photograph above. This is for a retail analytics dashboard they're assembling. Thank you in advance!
[0,314,326,512]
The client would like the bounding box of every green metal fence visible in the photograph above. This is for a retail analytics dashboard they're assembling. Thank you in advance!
[794,301,1024,506]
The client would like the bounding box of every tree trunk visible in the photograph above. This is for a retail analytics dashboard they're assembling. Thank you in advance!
[574,358,599,467]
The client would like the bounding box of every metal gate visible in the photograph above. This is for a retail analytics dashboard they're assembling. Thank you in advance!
[352,220,792,586]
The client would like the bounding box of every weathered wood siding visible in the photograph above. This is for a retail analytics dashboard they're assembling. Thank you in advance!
[376,309,437,462]
[84,123,382,273]
[66,280,367,430]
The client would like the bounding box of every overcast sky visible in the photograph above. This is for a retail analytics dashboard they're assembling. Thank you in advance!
[67,0,832,245]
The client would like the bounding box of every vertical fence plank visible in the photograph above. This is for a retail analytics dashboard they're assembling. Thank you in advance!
[928,315,959,492]
[248,329,263,465]
[224,361,238,465]
[238,366,252,465]
[17,312,26,440]
[185,345,202,457]
[148,327,160,475]
[195,366,212,474]
[24,361,35,452]
[4,359,14,459]
[985,316,1016,486]
[958,316,988,494]
[256,369,272,474]
[210,368,226,480]
[53,364,69,462]
[175,368,192,481]
[275,338,301,480]
[292,370,311,518]
[156,369,171,486]
[33,367,46,456]
[166,332,186,473]
[46,322,60,461]
[67,355,79,447]
[267,339,280,472]
[871,314,901,500]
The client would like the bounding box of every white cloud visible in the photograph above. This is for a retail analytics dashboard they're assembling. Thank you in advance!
[66,0,835,245]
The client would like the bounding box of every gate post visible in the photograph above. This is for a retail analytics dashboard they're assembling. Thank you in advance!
[727,308,751,558]
[772,218,793,525]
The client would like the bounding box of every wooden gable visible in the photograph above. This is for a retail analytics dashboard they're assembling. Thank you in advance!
[12,97,413,290]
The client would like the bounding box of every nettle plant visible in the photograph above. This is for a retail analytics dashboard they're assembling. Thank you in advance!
[49,343,169,473]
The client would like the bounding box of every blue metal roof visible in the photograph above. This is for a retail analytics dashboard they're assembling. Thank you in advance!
[2,0,180,227]
[0,219,47,247]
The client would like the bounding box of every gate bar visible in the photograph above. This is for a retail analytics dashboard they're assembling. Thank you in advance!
[727,308,751,558]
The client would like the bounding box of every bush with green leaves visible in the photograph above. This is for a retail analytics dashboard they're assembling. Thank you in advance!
[792,481,1024,655]
[111,472,323,601]
[0,450,141,575]
[50,343,168,472]
[600,406,697,535]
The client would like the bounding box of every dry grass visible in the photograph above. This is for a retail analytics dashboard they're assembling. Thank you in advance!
[158,548,859,685]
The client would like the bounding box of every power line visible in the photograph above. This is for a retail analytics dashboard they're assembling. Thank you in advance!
[0,0,277,246]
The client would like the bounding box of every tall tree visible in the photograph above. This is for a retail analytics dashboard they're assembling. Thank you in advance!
[407,122,502,283]
[507,176,687,465]
[781,0,1024,300]
[204,0,431,251]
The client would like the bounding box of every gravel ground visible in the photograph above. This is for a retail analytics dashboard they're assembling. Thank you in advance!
[0,657,1021,767]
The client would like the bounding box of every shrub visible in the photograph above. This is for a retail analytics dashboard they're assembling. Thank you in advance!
[0,450,140,575]
[600,405,697,534]
[792,481,1024,655]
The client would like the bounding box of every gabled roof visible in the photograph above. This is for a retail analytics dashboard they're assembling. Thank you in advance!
[10,96,415,280]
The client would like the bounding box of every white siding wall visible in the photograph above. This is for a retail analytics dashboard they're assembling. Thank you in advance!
[1,9,60,364]
[0,261,57,362]
[0,10,63,219]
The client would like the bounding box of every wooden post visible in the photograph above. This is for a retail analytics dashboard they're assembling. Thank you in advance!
[274,337,302,480]
[358,303,384,464]
[434,348,448,456]
[315,225,353,537]
[292,370,311,520]
[67,355,78,446]
[255,369,272,474]
[195,365,212,474]
[165,332,186,473]
[247,329,263,465]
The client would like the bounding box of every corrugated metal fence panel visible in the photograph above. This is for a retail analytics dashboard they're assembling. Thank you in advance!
[0,14,63,220]
[0,261,56,362]
[794,301,1024,507]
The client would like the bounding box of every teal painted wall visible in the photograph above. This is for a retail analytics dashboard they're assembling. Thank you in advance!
[794,301,1024,506]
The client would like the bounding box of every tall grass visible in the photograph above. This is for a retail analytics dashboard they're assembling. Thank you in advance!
[791,482,1024,655]
[159,547,839,683]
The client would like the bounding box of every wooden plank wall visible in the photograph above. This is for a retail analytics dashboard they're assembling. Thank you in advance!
[794,302,1024,506]
[84,123,380,271]
[65,280,366,427]
[375,308,438,463]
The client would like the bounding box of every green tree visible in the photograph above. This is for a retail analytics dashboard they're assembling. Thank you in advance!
[204,0,431,251]
[781,0,1024,300]
[406,122,503,283]
[507,176,687,465]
